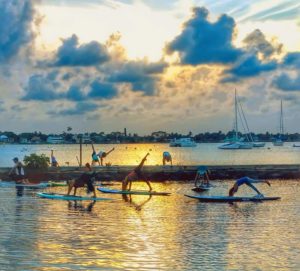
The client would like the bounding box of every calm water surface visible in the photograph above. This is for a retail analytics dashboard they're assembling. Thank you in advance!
[1,143,300,166]
[0,181,299,270]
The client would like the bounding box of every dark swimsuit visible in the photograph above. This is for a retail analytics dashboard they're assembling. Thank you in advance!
[74,172,96,192]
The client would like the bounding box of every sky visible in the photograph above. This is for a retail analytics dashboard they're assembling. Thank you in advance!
[0,0,300,135]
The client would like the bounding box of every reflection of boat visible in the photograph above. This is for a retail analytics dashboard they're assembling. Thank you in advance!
[273,100,284,146]
[169,138,197,147]
[219,90,253,150]
[253,142,265,147]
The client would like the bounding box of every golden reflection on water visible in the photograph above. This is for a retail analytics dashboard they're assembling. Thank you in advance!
[2,143,300,167]
[0,181,299,270]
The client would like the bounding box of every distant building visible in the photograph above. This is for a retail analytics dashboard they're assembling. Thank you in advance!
[151,131,167,139]
[19,137,29,144]
[0,135,8,143]
[31,136,42,144]
[47,136,64,144]
[72,134,91,143]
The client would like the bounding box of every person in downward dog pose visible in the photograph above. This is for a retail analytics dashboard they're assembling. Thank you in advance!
[122,153,152,191]
[229,176,271,197]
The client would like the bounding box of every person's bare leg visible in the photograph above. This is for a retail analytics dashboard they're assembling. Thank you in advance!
[145,179,152,191]
[73,187,77,196]
[122,176,128,191]
[67,181,73,195]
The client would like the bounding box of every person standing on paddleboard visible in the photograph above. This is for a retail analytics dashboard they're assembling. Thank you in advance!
[122,153,152,191]
[163,152,172,166]
[67,163,97,197]
[229,177,271,197]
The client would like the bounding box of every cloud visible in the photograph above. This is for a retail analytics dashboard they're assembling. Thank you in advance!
[166,7,243,65]
[243,29,282,58]
[48,102,99,116]
[283,52,300,68]
[0,1,35,63]
[88,80,119,99]
[272,73,300,91]
[22,74,62,101]
[51,34,110,67]
[107,61,166,95]
[66,85,86,101]
[222,55,277,82]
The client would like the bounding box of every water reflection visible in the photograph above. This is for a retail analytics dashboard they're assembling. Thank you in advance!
[122,194,152,211]
[0,182,299,270]
[67,200,96,213]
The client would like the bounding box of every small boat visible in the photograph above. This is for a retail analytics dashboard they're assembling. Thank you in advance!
[293,144,300,147]
[169,138,197,147]
[219,90,253,150]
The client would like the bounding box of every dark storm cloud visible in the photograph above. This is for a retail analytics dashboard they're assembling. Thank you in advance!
[272,73,300,91]
[0,0,35,63]
[51,34,110,67]
[166,7,243,65]
[107,61,166,95]
[223,55,277,82]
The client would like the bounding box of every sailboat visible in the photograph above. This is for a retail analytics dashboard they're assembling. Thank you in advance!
[273,100,284,146]
[219,90,253,149]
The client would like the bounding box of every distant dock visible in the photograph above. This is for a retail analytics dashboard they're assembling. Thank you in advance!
[1,165,300,181]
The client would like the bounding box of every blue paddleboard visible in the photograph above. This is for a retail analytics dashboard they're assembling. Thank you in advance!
[98,187,171,196]
[185,194,281,202]
[37,192,113,201]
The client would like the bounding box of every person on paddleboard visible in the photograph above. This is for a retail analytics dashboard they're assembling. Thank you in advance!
[9,157,29,184]
[67,163,97,197]
[194,166,210,187]
[163,152,172,166]
[229,176,271,197]
[97,148,115,166]
[51,150,59,167]
[122,153,152,191]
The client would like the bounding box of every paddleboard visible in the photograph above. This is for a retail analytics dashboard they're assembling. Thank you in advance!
[37,192,113,201]
[185,194,281,202]
[0,181,48,189]
[98,187,171,196]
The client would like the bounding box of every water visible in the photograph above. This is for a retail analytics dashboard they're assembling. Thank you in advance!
[0,181,299,270]
[1,143,300,167]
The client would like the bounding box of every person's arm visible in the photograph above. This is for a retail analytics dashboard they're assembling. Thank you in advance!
[9,165,16,175]
[106,148,115,156]
[91,142,96,152]
[246,182,262,195]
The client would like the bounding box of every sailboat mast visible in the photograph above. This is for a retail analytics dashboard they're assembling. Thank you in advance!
[235,89,238,140]
[280,100,284,135]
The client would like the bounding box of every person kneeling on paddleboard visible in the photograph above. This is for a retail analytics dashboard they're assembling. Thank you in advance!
[229,176,271,197]
[122,153,152,192]
[67,163,97,197]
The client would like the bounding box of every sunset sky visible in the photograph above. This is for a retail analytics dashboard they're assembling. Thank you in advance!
[1,0,300,134]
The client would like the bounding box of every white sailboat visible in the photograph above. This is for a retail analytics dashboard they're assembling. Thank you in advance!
[273,100,284,146]
[219,90,253,150]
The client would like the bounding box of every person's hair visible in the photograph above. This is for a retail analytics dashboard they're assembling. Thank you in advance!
[85,163,91,170]
[102,152,107,157]
[13,157,19,162]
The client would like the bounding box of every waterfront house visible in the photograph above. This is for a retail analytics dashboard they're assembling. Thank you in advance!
[47,136,65,144]
[0,135,8,143]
